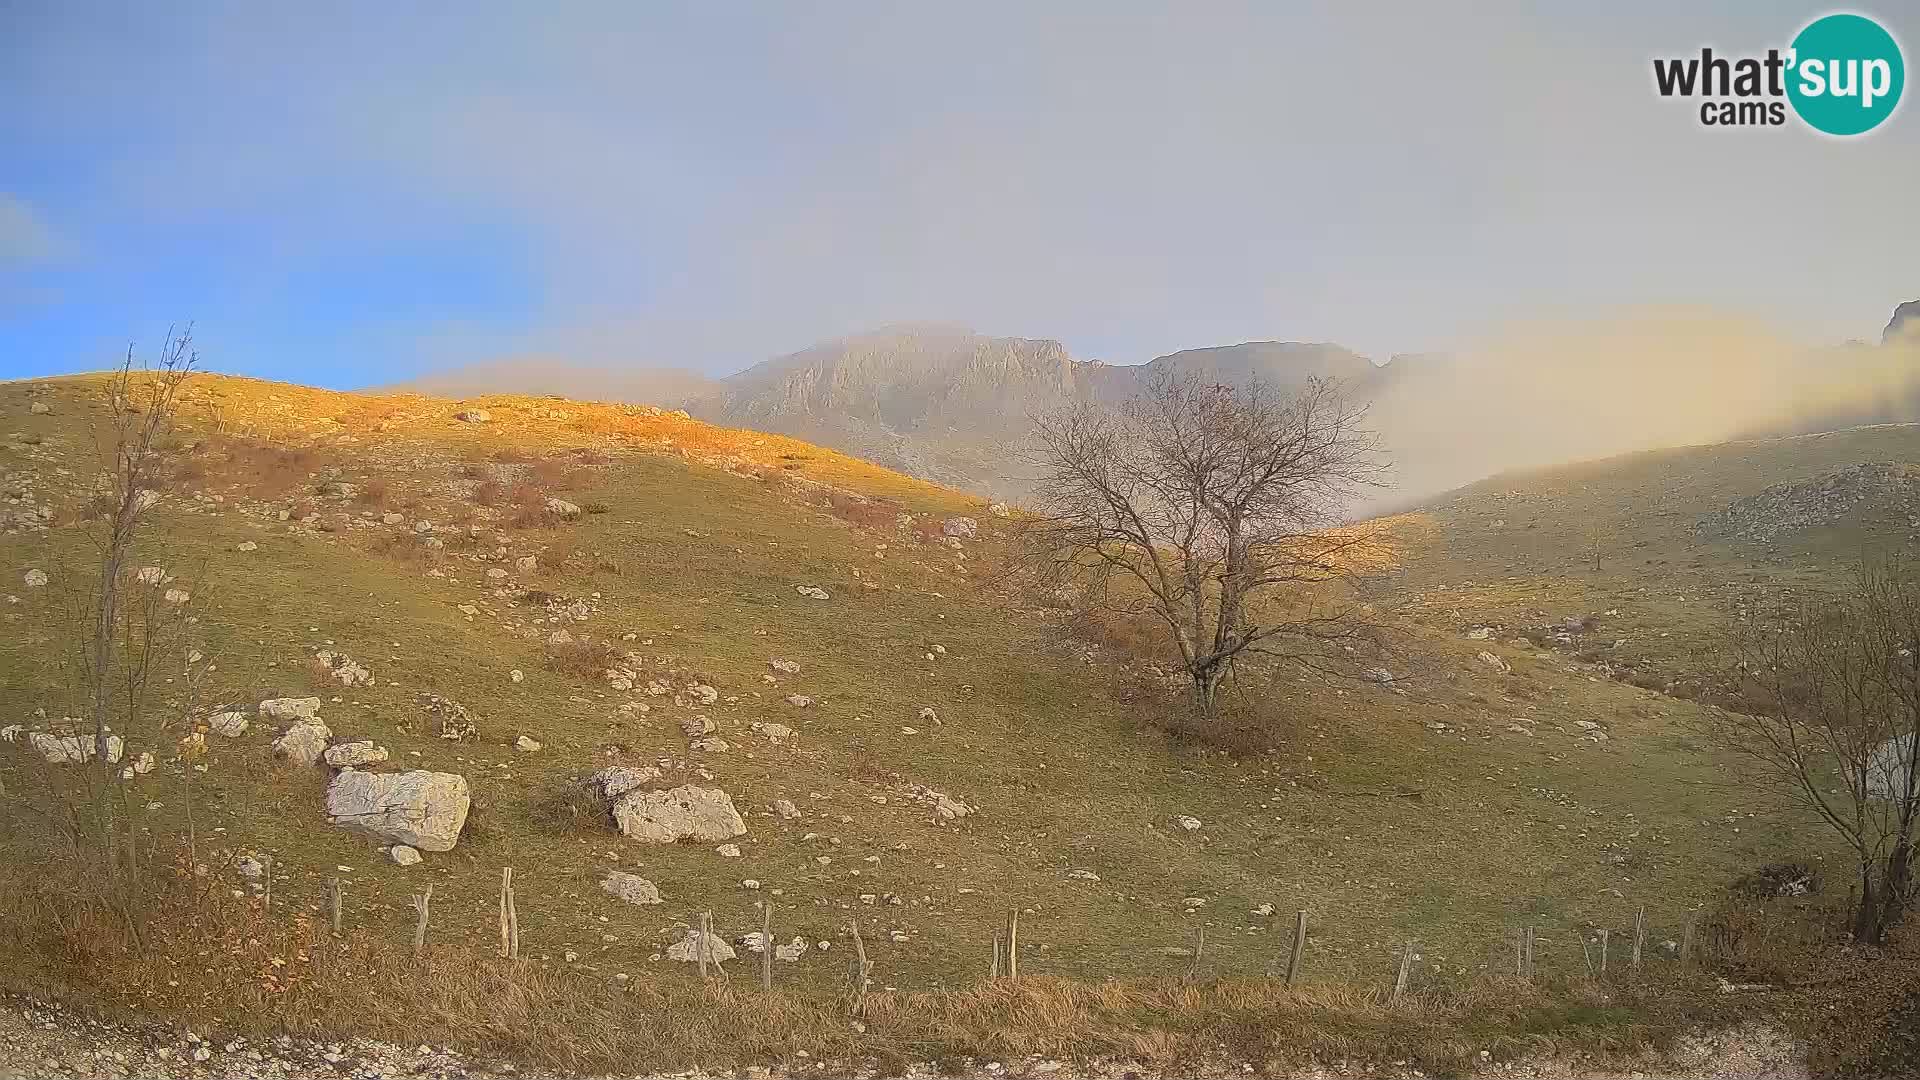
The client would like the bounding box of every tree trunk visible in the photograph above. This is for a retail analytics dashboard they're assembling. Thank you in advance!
[1191,663,1225,717]
[90,514,128,855]
[1876,842,1914,940]
[1854,862,1885,944]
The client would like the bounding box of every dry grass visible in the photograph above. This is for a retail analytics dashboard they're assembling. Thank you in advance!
[172,435,326,500]
[0,852,1753,1077]
[365,531,441,566]
[528,458,586,491]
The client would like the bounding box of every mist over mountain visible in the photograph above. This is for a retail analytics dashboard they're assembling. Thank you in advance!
[693,326,1389,496]
[392,302,1920,509]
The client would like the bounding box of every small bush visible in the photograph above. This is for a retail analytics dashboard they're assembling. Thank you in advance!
[530,780,611,834]
[528,458,585,490]
[355,478,390,507]
[1157,705,1291,756]
[367,531,440,565]
[537,541,577,575]
[503,484,558,529]
[827,492,901,532]
[174,436,323,499]
[584,500,610,515]
[545,637,621,678]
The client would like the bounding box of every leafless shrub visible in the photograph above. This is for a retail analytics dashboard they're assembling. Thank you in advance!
[50,326,207,869]
[1713,561,1920,943]
[1020,371,1389,716]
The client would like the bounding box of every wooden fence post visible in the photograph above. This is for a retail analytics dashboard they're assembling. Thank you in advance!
[498,868,514,958]
[1287,910,1308,986]
[760,899,774,992]
[262,855,273,912]
[1681,915,1695,968]
[1631,907,1645,973]
[697,911,711,980]
[991,930,1003,979]
[1599,928,1610,975]
[411,885,433,955]
[849,917,871,1010]
[1006,909,1021,979]
[329,877,342,937]
[1188,928,1206,981]
[1393,942,1414,998]
[508,870,521,958]
[1524,926,1535,980]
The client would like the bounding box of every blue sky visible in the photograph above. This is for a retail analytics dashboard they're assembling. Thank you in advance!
[3,1,1917,387]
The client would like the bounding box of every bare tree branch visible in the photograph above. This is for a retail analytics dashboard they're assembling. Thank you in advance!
[1018,371,1388,715]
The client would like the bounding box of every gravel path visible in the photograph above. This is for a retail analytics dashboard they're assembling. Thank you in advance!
[0,997,1807,1080]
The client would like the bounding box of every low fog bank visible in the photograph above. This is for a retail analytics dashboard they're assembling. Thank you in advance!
[1361,309,1920,513]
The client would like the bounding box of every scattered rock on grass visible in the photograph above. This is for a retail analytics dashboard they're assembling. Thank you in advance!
[421,694,480,741]
[259,697,323,722]
[323,740,388,768]
[586,765,662,801]
[30,731,123,765]
[273,721,332,766]
[324,769,470,852]
[666,927,735,965]
[601,871,663,905]
[613,785,746,843]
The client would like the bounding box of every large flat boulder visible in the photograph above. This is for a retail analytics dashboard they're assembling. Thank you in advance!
[30,732,123,765]
[273,720,332,766]
[259,697,322,722]
[612,784,746,844]
[325,769,470,852]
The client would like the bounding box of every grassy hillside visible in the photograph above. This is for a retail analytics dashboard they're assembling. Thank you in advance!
[1383,424,1920,686]
[0,373,1868,1067]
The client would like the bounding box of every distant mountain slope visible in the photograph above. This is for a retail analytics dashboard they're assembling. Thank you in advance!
[1885,299,1920,344]
[694,326,1382,497]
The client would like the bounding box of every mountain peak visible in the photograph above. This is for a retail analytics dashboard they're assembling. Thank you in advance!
[1885,300,1920,344]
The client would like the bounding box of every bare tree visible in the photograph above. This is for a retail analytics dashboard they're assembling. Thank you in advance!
[1716,562,1920,944]
[1023,371,1386,715]
[60,327,201,858]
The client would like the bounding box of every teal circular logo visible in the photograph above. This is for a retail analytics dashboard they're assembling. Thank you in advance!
[1787,13,1904,135]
